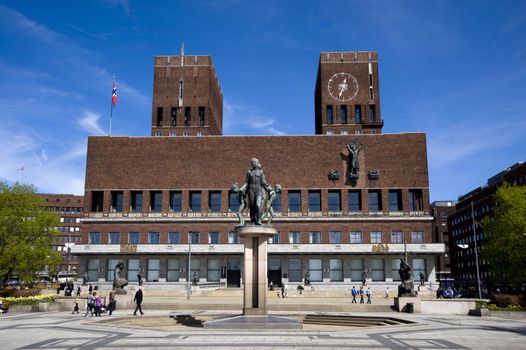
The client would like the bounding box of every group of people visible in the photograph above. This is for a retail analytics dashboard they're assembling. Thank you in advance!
[351,285,373,304]
[82,290,116,317]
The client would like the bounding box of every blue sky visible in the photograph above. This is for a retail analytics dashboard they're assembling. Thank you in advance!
[0,0,525,201]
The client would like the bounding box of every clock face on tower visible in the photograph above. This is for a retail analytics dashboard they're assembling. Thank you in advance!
[328,72,359,102]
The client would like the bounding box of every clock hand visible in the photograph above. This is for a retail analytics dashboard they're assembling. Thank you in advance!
[338,78,348,97]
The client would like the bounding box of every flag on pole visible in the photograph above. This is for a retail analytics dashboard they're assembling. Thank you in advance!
[112,81,118,107]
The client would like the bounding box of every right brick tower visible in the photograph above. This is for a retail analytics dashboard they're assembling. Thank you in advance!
[315,51,382,135]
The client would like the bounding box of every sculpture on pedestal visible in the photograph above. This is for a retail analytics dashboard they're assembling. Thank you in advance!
[113,261,128,291]
[397,258,415,297]
[231,158,280,227]
[347,142,361,187]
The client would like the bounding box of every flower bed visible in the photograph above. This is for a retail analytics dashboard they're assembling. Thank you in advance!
[1,294,55,307]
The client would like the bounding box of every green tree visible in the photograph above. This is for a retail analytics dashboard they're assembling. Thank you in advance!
[0,182,62,286]
[482,183,526,285]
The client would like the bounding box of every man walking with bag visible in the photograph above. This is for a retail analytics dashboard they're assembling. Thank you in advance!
[133,288,144,316]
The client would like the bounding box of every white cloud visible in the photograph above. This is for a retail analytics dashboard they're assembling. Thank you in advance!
[223,99,286,135]
[77,111,107,136]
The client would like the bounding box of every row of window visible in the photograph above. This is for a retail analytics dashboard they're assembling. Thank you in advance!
[45,206,83,213]
[154,130,205,137]
[155,106,206,127]
[87,230,425,245]
[57,226,81,233]
[60,217,81,224]
[93,188,424,213]
[326,104,377,125]
[86,257,426,283]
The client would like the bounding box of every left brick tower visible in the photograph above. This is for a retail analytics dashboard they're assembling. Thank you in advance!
[151,46,223,136]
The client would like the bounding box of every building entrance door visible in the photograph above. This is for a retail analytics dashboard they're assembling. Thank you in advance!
[227,258,241,287]
[268,258,282,287]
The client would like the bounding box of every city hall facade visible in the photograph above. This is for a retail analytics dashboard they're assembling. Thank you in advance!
[72,51,444,289]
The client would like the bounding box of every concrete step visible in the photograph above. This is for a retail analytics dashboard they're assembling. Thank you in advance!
[302,315,413,327]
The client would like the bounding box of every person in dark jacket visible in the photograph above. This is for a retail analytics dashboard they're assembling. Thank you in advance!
[133,288,144,316]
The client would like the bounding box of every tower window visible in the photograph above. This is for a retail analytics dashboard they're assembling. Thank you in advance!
[156,107,163,126]
[355,105,362,123]
[369,105,376,123]
[409,189,424,211]
[326,105,333,124]
[199,107,205,126]
[184,107,191,126]
[368,190,382,212]
[171,107,177,126]
[340,105,347,124]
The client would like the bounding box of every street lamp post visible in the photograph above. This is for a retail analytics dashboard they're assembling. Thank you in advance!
[64,241,75,286]
[187,232,192,300]
[471,201,483,300]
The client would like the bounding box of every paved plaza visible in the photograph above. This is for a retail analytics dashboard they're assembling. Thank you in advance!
[0,309,525,350]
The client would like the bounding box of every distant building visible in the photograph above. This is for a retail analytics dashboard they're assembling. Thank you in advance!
[72,50,443,289]
[40,194,84,274]
[431,200,457,286]
[448,162,526,294]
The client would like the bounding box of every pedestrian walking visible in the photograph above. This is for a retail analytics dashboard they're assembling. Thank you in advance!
[108,290,116,316]
[84,292,95,317]
[419,272,425,286]
[351,286,357,303]
[76,285,81,297]
[366,287,372,304]
[94,293,102,317]
[133,288,144,316]
[72,299,79,314]
[359,286,365,304]
[385,287,389,300]
[88,284,93,294]
[281,284,287,298]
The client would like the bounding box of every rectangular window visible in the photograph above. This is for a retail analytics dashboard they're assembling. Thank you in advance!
[207,258,220,282]
[288,190,301,212]
[288,258,302,282]
[87,259,100,282]
[168,232,180,244]
[350,259,363,281]
[328,190,341,211]
[409,189,424,211]
[109,232,120,244]
[190,191,201,212]
[326,105,333,124]
[156,107,163,126]
[350,231,363,243]
[228,192,239,212]
[91,191,104,212]
[289,231,301,244]
[412,231,424,243]
[308,190,321,211]
[208,232,220,244]
[368,190,382,211]
[330,259,343,282]
[208,191,221,212]
[169,191,182,212]
[370,231,382,243]
[392,259,402,281]
[147,259,160,281]
[340,105,348,124]
[111,191,123,212]
[309,231,321,244]
[199,107,205,126]
[167,259,180,282]
[107,259,119,281]
[388,190,402,211]
[149,232,160,244]
[171,107,177,126]
[391,231,403,244]
[329,231,341,244]
[131,191,143,212]
[189,231,200,244]
[88,232,100,244]
[129,232,140,244]
[309,259,323,282]
[184,107,191,126]
[413,258,426,283]
[272,192,282,212]
[355,105,362,123]
[369,105,376,122]
[228,231,240,244]
[348,190,362,212]
[370,258,385,281]
[150,191,162,212]
[127,259,139,282]
[270,233,280,244]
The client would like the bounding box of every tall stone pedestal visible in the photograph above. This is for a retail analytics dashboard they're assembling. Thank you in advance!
[235,225,277,315]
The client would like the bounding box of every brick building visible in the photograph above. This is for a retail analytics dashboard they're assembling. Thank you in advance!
[448,161,526,294]
[72,51,444,289]
[40,194,84,274]
[430,200,457,286]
